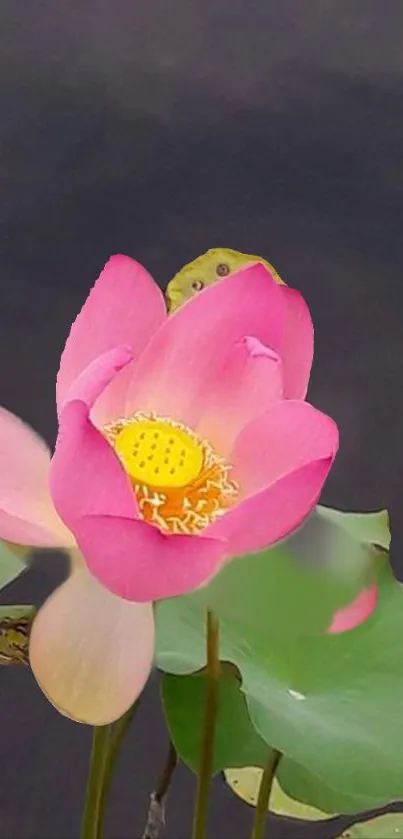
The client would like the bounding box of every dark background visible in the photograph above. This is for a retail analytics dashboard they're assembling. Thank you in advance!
[1,0,403,836]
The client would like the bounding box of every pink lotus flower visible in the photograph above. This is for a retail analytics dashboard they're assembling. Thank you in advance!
[0,255,376,724]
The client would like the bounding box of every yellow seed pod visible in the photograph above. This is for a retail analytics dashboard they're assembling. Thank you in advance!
[165,247,284,313]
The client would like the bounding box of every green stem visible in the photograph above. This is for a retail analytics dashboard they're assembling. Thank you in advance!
[154,740,178,804]
[192,610,220,839]
[81,725,111,839]
[250,751,281,839]
[97,701,141,836]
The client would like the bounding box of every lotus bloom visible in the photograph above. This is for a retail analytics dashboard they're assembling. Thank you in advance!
[0,255,375,724]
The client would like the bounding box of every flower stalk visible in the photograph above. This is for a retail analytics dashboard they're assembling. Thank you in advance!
[250,751,281,839]
[192,610,220,839]
[81,725,111,839]
[81,700,141,839]
[97,700,141,835]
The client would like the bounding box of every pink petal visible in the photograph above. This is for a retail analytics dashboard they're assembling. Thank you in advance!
[231,400,339,498]
[197,337,283,456]
[279,286,314,399]
[209,400,338,556]
[56,255,166,424]
[29,566,154,724]
[125,262,286,428]
[206,459,334,556]
[91,362,136,427]
[65,344,133,408]
[75,514,226,601]
[328,584,378,634]
[0,407,73,548]
[50,348,138,531]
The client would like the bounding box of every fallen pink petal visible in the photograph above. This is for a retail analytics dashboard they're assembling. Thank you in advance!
[328,583,378,635]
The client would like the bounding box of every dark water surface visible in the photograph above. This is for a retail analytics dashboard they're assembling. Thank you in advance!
[1,1,403,836]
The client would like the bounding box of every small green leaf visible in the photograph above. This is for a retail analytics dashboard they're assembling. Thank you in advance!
[0,540,29,591]
[0,605,34,620]
[0,605,35,665]
[224,767,334,821]
[338,813,403,838]
[162,665,270,774]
